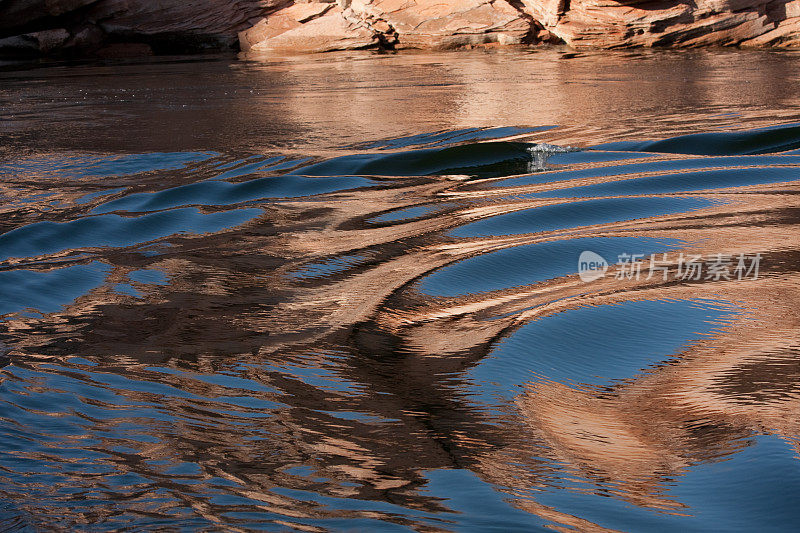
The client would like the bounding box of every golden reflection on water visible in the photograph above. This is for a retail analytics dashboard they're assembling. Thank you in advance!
[3,48,800,156]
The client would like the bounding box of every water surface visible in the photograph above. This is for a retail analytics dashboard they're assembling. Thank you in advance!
[1,49,800,531]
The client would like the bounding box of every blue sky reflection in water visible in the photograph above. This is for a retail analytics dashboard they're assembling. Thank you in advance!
[1,50,800,531]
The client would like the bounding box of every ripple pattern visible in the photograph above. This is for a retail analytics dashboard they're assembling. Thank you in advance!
[1,123,800,531]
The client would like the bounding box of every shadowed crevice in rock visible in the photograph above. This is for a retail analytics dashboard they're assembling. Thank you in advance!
[0,0,100,39]
[506,0,562,44]
[0,0,292,57]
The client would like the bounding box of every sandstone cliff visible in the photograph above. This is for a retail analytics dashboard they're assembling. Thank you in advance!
[0,0,291,56]
[1,0,799,56]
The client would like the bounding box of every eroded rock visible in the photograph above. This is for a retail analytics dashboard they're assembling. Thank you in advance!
[241,0,800,52]
[247,5,381,52]
[240,2,336,51]
[1,0,800,57]
[522,0,800,48]
[364,0,531,48]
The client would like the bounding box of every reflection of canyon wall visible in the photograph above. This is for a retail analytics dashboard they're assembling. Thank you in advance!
[5,49,800,156]
[3,139,800,529]
[2,0,800,56]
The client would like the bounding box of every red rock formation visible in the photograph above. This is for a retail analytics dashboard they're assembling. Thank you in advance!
[522,0,800,48]
[239,2,386,53]
[239,0,800,52]
[0,0,291,56]
[239,0,530,53]
[1,0,799,56]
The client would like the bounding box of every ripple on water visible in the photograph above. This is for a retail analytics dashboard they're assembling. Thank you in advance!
[1,121,800,531]
[418,236,683,297]
[0,207,262,261]
[451,196,718,238]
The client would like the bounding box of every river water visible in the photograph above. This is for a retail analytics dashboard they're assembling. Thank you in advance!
[1,48,800,531]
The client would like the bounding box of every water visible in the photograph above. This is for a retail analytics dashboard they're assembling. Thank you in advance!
[1,48,800,531]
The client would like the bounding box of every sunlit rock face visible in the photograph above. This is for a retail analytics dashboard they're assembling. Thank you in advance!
[356,0,532,49]
[239,0,531,53]
[1,0,800,56]
[522,0,800,48]
[240,0,800,52]
[239,3,385,53]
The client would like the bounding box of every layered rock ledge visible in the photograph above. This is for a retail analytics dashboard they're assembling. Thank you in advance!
[1,0,799,57]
